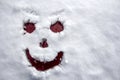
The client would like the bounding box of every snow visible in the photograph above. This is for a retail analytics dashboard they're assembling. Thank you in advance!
[0,0,120,80]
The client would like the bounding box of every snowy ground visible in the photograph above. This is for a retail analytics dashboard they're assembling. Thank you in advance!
[0,0,120,80]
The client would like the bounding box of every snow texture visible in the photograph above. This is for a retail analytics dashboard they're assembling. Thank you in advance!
[0,0,120,80]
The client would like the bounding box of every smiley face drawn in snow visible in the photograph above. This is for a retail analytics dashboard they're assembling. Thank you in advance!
[23,20,64,71]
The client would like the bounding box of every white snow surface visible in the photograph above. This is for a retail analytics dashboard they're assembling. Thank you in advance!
[0,0,120,80]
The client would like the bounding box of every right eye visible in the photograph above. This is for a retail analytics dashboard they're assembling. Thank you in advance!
[50,21,64,33]
[23,22,36,33]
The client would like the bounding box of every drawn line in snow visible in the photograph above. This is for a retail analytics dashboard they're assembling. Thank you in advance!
[25,48,64,71]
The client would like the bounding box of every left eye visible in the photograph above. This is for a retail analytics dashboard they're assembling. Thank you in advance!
[23,22,36,33]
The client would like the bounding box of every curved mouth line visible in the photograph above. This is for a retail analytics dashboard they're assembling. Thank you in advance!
[25,48,64,71]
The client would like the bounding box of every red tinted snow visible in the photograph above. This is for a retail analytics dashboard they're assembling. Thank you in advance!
[25,48,63,71]
[24,22,36,33]
[50,21,64,33]
[40,38,48,48]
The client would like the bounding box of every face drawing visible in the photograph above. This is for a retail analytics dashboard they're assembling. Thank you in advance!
[23,20,64,71]
[1,0,120,80]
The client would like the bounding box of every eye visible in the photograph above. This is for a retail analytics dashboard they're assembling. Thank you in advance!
[23,22,36,33]
[50,21,64,33]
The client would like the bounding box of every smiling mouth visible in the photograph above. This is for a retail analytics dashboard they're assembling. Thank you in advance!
[25,48,64,71]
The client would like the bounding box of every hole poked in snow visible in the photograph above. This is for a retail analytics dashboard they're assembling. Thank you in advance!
[40,38,48,48]
[23,22,36,33]
[50,21,64,33]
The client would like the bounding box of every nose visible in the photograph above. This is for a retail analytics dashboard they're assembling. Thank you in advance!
[40,38,48,48]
